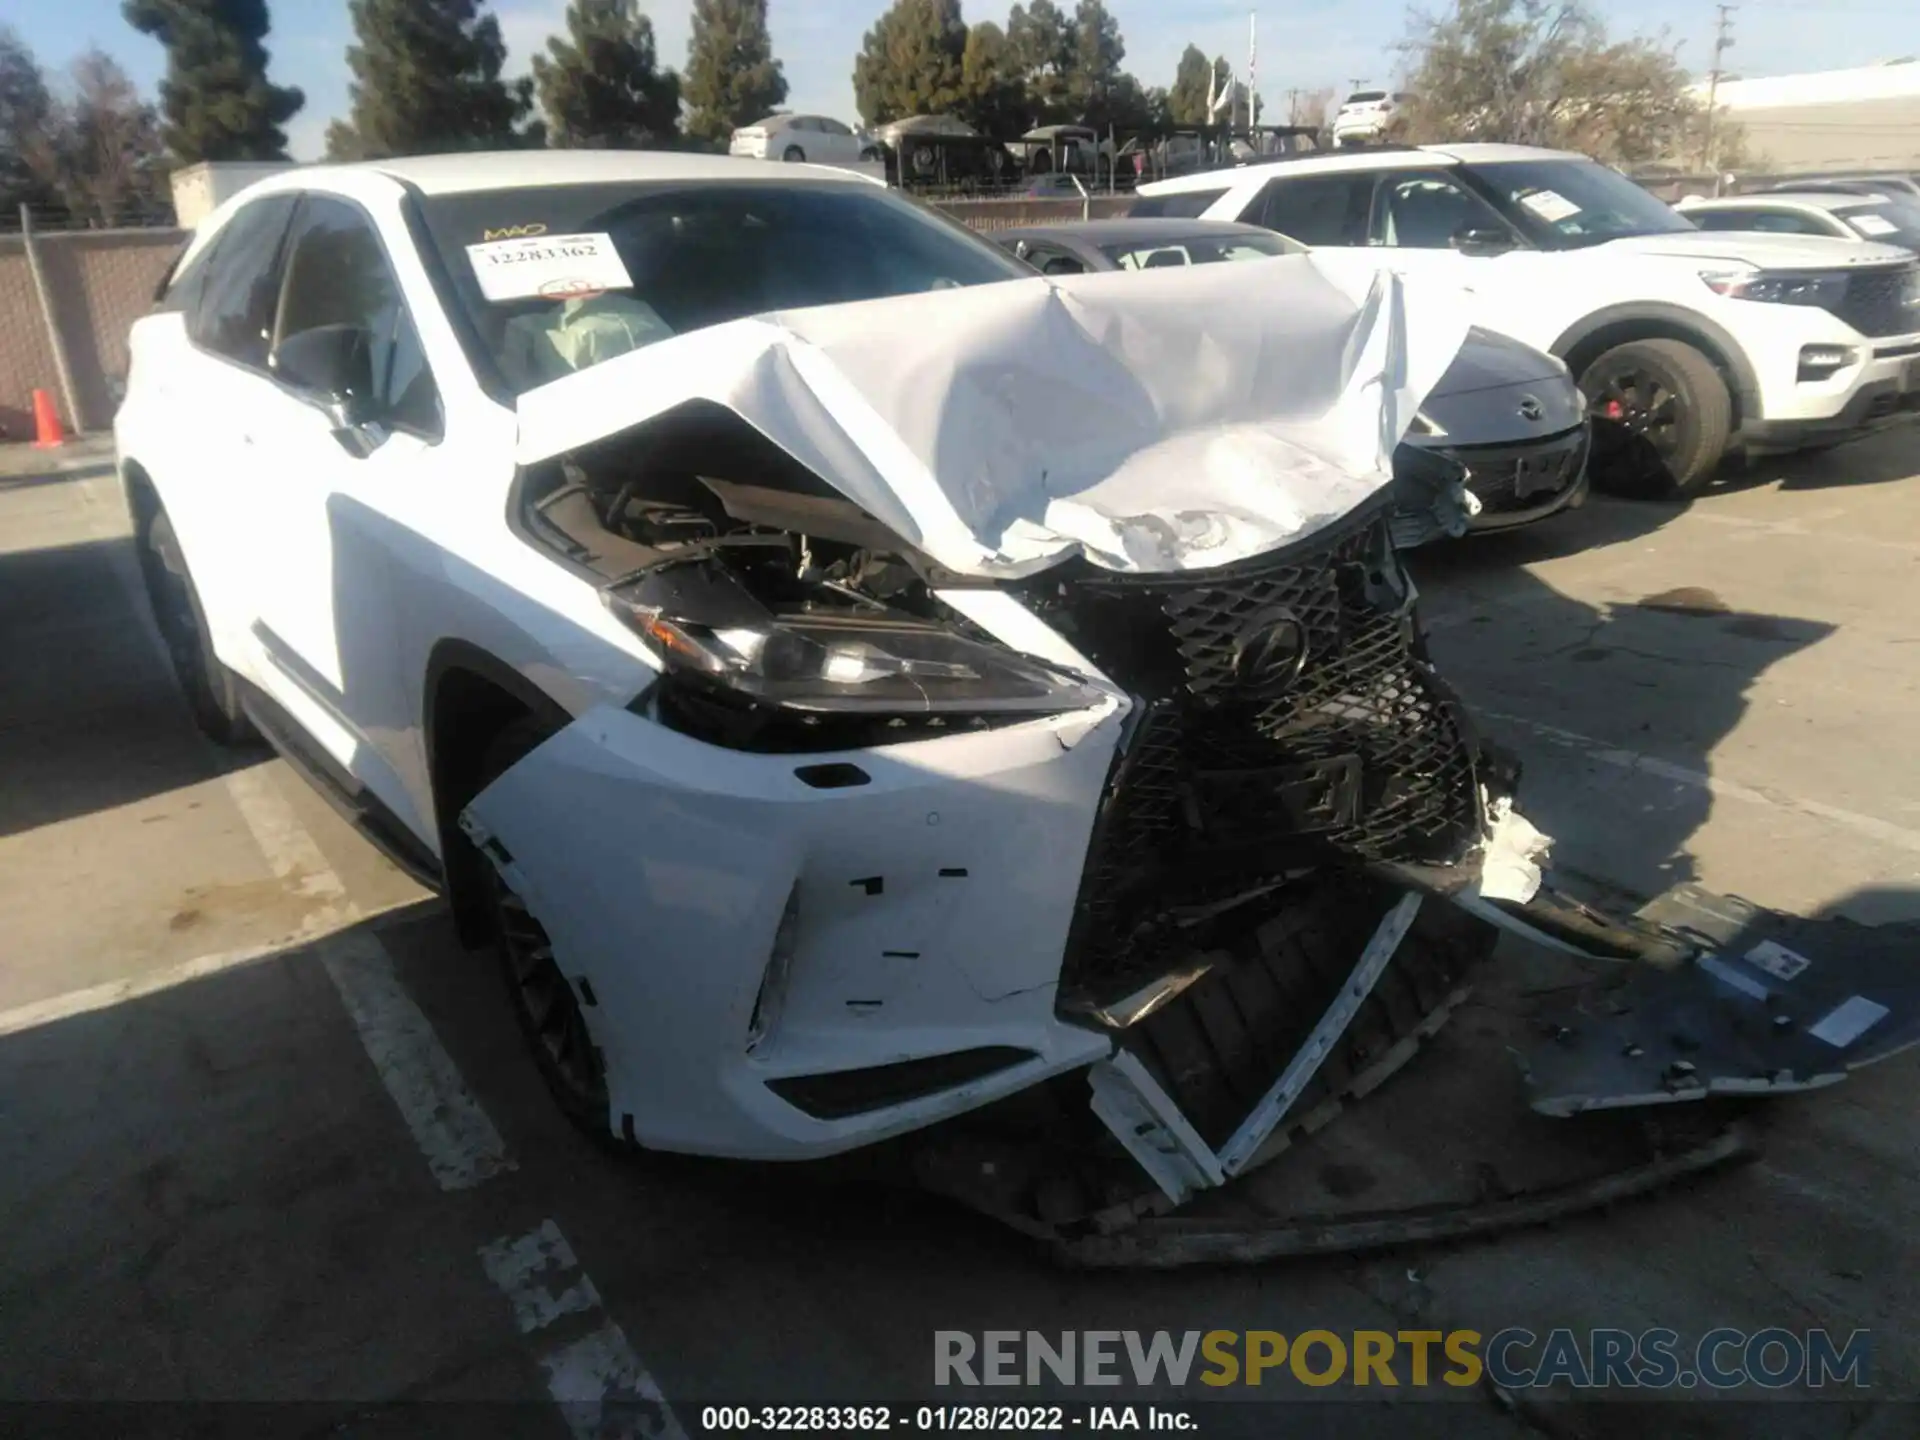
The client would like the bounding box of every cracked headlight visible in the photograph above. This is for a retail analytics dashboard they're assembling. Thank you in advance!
[612,595,1102,717]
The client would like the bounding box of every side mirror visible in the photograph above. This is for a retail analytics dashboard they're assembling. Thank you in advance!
[1452,227,1516,256]
[271,324,376,430]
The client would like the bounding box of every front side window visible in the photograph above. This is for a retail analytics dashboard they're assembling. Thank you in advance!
[419,181,1031,396]
[1374,172,1514,248]
[190,194,299,368]
[1254,173,1376,246]
[1466,158,1695,248]
[274,194,442,438]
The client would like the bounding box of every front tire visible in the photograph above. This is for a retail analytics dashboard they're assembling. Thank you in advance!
[476,717,613,1143]
[1578,338,1733,498]
[138,509,258,747]
[781,145,805,162]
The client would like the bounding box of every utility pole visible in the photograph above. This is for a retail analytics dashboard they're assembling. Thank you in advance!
[1248,12,1258,130]
[1701,4,1736,172]
[1288,87,1301,124]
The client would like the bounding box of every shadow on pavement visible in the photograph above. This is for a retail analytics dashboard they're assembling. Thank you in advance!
[0,534,256,840]
[1410,495,1836,901]
[1717,427,1920,495]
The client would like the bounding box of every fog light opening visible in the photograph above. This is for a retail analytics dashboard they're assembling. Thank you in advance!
[747,885,802,1055]
[1797,344,1857,382]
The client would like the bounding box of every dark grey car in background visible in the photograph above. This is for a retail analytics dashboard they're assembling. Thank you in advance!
[991,218,1591,540]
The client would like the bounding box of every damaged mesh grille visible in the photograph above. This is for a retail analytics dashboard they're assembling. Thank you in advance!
[1037,509,1480,993]
[1443,427,1589,515]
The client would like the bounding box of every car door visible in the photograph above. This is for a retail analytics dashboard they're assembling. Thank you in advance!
[237,191,449,822]
[158,193,301,671]
[815,117,859,165]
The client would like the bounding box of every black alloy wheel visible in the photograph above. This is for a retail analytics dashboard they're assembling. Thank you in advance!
[476,719,612,1138]
[1577,338,1732,499]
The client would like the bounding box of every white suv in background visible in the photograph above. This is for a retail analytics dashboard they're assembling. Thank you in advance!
[1331,90,1409,147]
[1136,143,1920,494]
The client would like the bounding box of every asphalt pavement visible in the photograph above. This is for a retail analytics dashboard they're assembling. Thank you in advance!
[2,432,1917,1437]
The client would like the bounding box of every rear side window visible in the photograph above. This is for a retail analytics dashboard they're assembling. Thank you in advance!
[190,195,298,369]
[274,194,443,440]
[1129,188,1228,220]
[1253,173,1377,246]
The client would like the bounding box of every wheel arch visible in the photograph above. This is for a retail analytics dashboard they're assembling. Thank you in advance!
[422,638,575,948]
[1550,305,1760,434]
[120,457,161,531]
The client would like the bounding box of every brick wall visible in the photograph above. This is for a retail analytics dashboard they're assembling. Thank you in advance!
[0,228,185,440]
[936,195,1134,231]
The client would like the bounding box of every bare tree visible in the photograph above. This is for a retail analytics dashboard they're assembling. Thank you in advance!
[57,49,168,224]
[1291,85,1335,135]
[1393,0,1741,167]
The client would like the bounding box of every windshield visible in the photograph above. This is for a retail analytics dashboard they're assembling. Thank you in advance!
[1840,200,1920,251]
[418,181,1031,395]
[1466,158,1696,248]
[1100,231,1297,269]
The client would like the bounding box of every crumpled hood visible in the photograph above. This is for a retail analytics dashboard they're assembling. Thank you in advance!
[515,257,1471,579]
[1599,230,1914,269]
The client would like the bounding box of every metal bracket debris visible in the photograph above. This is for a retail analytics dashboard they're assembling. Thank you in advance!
[1056,1122,1757,1268]
[1087,1050,1226,1205]
[1216,891,1423,1176]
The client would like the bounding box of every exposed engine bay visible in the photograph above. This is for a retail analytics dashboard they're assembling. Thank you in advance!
[467,266,1920,1258]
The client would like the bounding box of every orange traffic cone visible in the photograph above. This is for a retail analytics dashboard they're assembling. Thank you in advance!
[31,388,66,449]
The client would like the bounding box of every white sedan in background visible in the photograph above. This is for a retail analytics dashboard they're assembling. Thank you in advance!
[729,113,879,166]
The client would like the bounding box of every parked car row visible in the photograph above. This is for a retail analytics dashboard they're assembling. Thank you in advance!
[1131,143,1920,500]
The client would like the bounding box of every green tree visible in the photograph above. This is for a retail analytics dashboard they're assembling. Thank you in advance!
[532,0,680,148]
[0,28,62,213]
[121,0,304,161]
[1006,0,1073,120]
[1395,0,1732,166]
[1066,0,1123,121]
[325,0,535,160]
[958,19,1028,134]
[683,0,787,145]
[1166,43,1211,125]
[852,0,967,127]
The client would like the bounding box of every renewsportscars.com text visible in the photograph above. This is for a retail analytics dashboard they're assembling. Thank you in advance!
[934,1328,1872,1391]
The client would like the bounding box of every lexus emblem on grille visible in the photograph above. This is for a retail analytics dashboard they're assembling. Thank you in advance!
[1517,394,1545,422]
[1233,608,1311,695]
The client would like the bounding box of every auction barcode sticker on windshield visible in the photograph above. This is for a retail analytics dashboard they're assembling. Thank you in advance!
[1520,190,1581,224]
[465,231,633,302]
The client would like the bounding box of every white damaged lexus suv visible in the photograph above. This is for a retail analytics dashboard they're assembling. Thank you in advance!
[118,152,1916,1238]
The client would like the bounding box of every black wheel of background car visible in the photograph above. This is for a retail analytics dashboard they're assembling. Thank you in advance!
[477,718,613,1140]
[138,510,259,747]
[858,147,881,163]
[1578,338,1732,499]
[782,145,805,162]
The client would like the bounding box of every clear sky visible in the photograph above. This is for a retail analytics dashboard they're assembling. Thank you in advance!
[9,0,1919,160]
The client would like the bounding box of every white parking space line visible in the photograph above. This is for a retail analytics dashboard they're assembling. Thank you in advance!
[0,938,291,1039]
[321,928,515,1191]
[481,1219,687,1440]
[1484,708,1920,857]
[479,1220,605,1332]
[67,462,677,1423]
